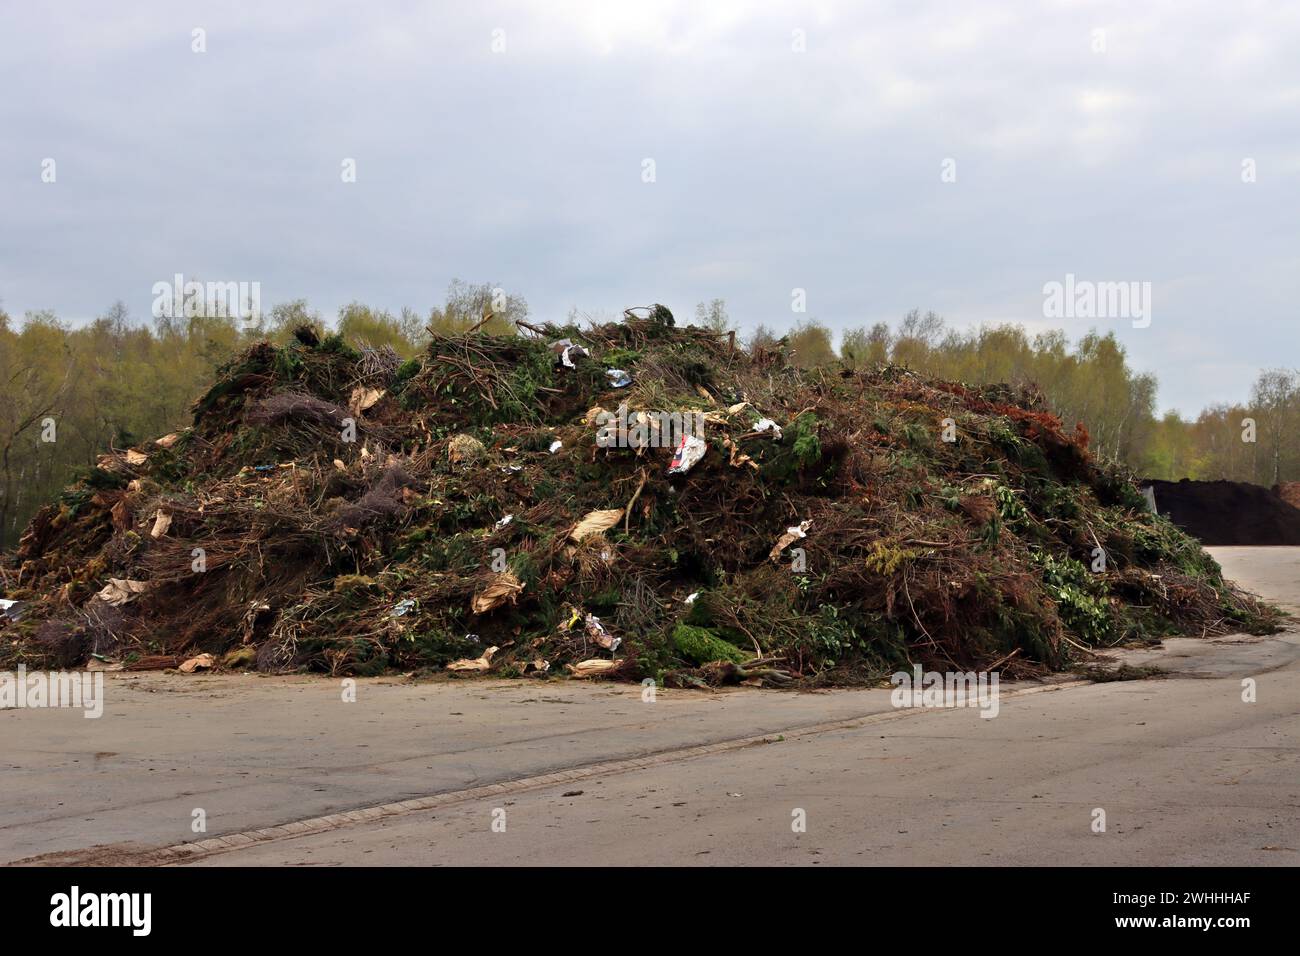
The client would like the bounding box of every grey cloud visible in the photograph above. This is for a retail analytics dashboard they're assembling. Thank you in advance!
[1,0,1297,414]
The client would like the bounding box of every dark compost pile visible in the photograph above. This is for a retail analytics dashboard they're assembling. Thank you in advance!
[1146,478,1300,546]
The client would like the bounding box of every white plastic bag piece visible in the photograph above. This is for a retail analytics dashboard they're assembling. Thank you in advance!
[668,434,707,474]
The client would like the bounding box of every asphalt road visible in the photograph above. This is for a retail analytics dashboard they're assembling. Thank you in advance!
[4,546,1297,866]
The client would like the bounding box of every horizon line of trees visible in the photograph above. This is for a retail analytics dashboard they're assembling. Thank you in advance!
[1,287,1295,548]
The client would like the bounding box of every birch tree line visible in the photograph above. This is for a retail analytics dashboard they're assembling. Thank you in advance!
[2,295,1296,548]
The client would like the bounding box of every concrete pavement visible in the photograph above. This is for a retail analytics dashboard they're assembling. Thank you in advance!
[4,546,1297,865]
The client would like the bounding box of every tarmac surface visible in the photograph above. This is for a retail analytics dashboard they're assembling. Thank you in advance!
[4,546,1297,866]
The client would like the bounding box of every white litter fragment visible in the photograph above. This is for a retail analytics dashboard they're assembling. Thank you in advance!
[549,440,563,454]
[754,418,782,440]
[684,591,700,604]
[494,515,514,530]
[583,613,621,652]
[768,520,812,561]
[668,434,707,475]
[551,339,590,368]
[606,368,632,388]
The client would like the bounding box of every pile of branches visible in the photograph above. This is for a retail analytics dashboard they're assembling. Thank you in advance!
[0,311,1279,686]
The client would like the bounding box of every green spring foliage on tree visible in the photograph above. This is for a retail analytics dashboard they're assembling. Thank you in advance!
[2,293,1295,551]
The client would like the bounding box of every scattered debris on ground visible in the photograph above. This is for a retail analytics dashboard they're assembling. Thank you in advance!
[1071,662,1167,683]
[0,309,1278,686]
[1145,478,1300,546]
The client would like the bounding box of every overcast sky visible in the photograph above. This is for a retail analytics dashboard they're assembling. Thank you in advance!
[2,1,1297,415]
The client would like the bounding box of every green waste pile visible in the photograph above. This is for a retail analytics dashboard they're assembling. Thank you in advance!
[0,307,1277,686]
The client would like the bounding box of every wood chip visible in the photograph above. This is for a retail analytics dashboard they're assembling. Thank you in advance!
[470,572,524,614]
[179,653,216,673]
[150,510,172,539]
[568,659,617,678]
[569,508,625,542]
[97,578,151,606]
[349,386,386,416]
[446,646,499,672]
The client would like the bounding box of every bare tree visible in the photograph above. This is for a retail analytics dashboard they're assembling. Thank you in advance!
[1250,368,1298,485]
[694,298,732,333]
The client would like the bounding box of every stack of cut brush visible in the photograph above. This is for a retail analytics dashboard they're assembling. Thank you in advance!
[0,308,1277,686]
